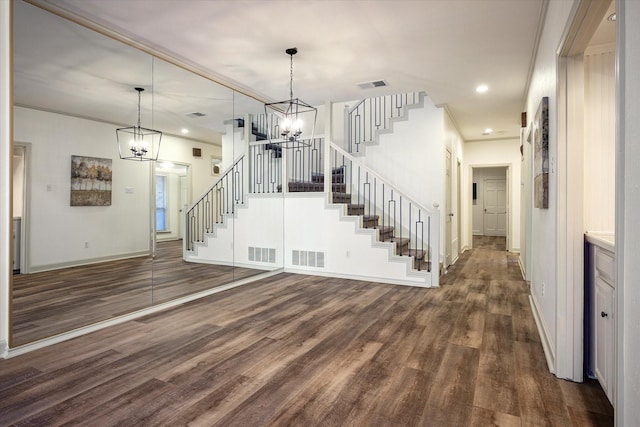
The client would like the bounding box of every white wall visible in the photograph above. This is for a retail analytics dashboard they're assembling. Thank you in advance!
[13,107,219,271]
[283,194,435,287]
[159,134,220,203]
[360,96,444,210]
[187,194,284,270]
[617,0,640,423]
[523,0,576,372]
[444,112,464,262]
[462,139,521,252]
[584,45,616,233]
[14,107,152,270]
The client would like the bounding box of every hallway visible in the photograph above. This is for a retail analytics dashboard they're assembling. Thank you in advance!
[0,246,612,426]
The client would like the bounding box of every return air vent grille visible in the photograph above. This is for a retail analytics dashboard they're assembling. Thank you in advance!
[248,247,276,264]
[291,250,325,268]
[357,80,389,90]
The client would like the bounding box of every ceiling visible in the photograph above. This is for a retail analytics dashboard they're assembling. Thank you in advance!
[15,0,614,144]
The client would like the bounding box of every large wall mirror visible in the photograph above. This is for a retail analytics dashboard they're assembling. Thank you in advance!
[11,0,282,347]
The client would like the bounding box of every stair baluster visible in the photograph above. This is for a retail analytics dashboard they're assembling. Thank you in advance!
[346,92,421,153]
[329,143,438,273]
[185,156,244,251]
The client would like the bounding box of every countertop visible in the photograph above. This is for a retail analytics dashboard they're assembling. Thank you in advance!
[585,232,615,253]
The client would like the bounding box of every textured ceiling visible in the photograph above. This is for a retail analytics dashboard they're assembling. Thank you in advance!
[17,0,566,143]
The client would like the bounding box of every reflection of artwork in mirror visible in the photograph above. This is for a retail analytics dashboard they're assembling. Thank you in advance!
[70,155,113,206]
[211,156,222,175]
[533,96,549,209]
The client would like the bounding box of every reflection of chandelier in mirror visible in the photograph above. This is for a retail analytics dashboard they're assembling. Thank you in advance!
[264,47,317,148]
[116,87,162,161]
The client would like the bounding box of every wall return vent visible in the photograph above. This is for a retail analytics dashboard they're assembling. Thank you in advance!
[357,80,389,90]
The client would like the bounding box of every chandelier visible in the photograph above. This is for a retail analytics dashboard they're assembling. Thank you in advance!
[116,87,162,161]
[264,47,317,148]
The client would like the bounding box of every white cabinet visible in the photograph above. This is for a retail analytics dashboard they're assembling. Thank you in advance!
[586,234,615,405]
[594,275,614,399]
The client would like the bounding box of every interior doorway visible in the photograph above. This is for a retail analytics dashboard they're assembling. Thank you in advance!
[471,166,509,248]
[12,144,28,274]
[155,162,190,242]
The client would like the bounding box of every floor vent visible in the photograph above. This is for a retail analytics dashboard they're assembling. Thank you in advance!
[292,250,325,268]
[248,247,277,264]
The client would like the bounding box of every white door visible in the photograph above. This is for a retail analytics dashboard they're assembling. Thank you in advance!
[483,179,506,236]
[445,150,452,267]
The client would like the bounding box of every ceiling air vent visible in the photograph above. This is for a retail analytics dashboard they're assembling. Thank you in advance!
[186,112,206,118]
[357,80,389,90]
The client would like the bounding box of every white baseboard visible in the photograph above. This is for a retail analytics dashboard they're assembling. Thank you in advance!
[518,257,526,280]
[0,339,7,358]
[28,251,150,274]
[283,267,436,288]
[529,294,556,373]
[4,269,283,358]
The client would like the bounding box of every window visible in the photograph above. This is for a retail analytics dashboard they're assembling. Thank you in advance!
[156,175,167,231]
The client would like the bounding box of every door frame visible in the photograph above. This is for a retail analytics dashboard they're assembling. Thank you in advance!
[154,160,192,244]
[469,164,512,250]
[13,142,31,274]
[445,149,452,267]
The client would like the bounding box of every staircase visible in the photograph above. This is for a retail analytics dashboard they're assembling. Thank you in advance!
[346,91,425,154]
[185,91,440,286]
[288,148,434,273]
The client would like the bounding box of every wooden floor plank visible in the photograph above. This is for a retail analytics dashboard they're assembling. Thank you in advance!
[474,312,520,416]
[0,236,613,426]
[469,406,521,427]
[421,343,480,426]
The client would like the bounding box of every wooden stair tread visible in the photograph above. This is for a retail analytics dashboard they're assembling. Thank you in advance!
[388,237,410,247]
[400,248,426,260]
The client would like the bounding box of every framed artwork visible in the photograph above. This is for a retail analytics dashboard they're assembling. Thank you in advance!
[70,155,112,206]
[211,156,222,176]
[533,97,549,209]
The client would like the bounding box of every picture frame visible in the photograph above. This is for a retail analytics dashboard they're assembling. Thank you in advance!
[70,155,112,206]
[533,97,549,209]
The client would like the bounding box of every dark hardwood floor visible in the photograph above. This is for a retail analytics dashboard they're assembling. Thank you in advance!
[1,245,613,426]
[473,235,507,251]
[12,240,265,346]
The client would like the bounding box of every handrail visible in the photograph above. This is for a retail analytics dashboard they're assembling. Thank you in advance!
[346,92,422,153]
[185,155,244,251]
[331,143,435,215]
[330,142,439,273]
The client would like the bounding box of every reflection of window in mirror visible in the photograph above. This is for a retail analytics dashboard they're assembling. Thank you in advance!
[211,157,222,175]
[156,175,168,232]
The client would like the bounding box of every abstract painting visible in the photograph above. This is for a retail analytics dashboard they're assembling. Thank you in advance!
[70,155,112,206]
[533,97,549,209]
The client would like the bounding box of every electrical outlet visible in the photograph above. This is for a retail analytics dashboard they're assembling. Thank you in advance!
[84,241,89,249]
[346,250,350,259]
[541,281,545,297]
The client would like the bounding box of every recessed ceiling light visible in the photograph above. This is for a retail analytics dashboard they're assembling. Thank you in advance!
[181,128,189,134]
[476,84,489,93]
[483,128,493,135]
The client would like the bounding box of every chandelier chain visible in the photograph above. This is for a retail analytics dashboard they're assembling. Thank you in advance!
[289,52,294,101]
